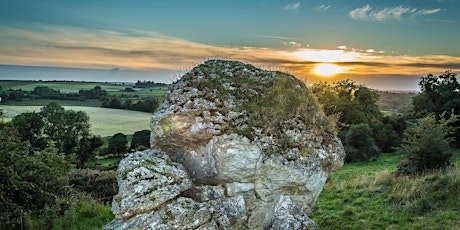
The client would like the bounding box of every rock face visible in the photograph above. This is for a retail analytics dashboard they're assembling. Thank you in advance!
[104,60,345,229]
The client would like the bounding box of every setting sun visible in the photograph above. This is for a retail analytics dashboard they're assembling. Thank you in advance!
[312,63,347,77]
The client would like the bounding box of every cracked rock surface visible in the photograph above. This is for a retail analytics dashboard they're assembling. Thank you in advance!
[104,60,345,229]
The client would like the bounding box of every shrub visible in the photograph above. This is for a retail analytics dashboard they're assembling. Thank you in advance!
[68,169,118,203]
[130,130,151,151]
[396,114,457,175]
[344,123,380,162]
[107,133,127,157]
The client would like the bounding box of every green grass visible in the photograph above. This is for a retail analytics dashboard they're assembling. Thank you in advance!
[0,80,167,96]
[1,105,151,137]
[311,151,460,229]
[1,99,102,107]
[48,199,114,230]
[108,87,167,97]
[0,80,128,93]
[97,157,122,167]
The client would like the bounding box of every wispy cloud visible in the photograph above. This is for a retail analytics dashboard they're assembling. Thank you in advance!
[284,2,300,10]
[0,23,459,89]
[281,41,302,48]
[315,4,331,12]
[253,35,294,40]
[349,4,442,22]
[426,18,456,23]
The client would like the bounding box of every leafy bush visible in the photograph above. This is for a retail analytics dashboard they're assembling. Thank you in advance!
[396,114,457,175]
[68,169,118,203]
[107,133,128,157]
[130,129,150,151]
[0,123,71,230]
[344,123,380,162]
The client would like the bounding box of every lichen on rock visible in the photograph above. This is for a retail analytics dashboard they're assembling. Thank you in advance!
[105,59,345,229]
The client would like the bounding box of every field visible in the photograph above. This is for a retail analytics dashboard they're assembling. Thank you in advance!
[312,150,460,229]
[0,79,167,95]
[0,80,129,93]
[378,91,416,114]
[1,105,152,137]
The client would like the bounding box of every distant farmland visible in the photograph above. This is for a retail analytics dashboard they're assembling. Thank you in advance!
[1,105,151,137]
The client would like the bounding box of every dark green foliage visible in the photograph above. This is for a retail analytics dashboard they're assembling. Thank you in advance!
[11,112,48,152]
[396,114,457,175]
[373,115,407,153]
[135,80,167,88]
[107,133,128,157]
[0,123,70,230]
[130,129,151,151]
[68,169,117,203]
[11,102,99,168]
[78,86,108,99]
[411,71,460,146]
[76,135,104,169]
[311,80,400,160]
[345,123,380,162]
[40,102,91,154]
[102,95,160,112]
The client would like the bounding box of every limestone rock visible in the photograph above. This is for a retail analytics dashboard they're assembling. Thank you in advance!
[263,195,319,230]
[110,150,192,220]
[105,60,345,229]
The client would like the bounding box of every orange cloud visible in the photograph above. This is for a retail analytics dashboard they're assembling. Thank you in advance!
[0,23,459,86]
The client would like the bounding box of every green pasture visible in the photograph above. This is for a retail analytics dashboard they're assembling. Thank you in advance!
[1,99,102,107]
[312,151,460,229]
[0,80,128,93]
[1,105,152,137]
[0,80,167,96]
[108,87,167,97]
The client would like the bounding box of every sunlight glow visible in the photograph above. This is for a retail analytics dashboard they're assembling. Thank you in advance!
[312,63,347,77]
[292,49,356,62]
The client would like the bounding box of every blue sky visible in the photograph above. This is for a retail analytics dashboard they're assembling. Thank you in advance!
[1,0,459,90]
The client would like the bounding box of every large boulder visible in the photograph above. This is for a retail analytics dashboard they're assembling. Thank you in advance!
[105,60,345,229]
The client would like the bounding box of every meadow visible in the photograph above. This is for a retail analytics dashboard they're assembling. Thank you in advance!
[1,105,151,137]
[312,150,460,229]
[2,80,458,229]
[0,80,130,93]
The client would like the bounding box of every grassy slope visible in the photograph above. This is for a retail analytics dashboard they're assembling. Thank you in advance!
[1,105,151,137]
[312,150,460,229]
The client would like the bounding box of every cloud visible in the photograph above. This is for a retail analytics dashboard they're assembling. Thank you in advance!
[315,4,331,12]
[349,4,442,22]
[426,19,456,23]
[284,2,300,10]
[0,23,459,89]
[281,41,302,48]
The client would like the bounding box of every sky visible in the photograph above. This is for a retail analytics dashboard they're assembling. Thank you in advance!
[1,0,459,91]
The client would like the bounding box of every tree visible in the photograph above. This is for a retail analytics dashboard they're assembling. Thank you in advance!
[312,80,391,158]
[396,114,457,175]
[11,112,47,152]
[76,135,103,168]
[0,123,70,229]
[411,71,460,146]
[344,123,380,162]
[130,130,150,151]
[40,103,90,155]
[312,80,382,130]
[107,133,128,156]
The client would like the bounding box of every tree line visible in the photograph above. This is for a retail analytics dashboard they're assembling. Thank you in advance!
[312,71,459,175]
[0,85,161,113]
